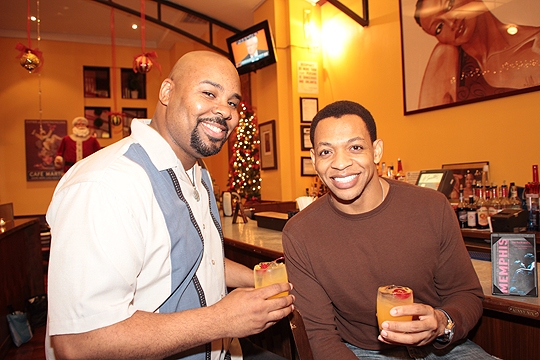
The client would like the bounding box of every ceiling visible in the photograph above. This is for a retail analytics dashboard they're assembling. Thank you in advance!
[0,0,265,52]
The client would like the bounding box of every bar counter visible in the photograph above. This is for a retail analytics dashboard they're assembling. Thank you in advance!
[221,216,540,360]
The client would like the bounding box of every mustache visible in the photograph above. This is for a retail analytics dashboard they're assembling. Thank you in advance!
[196,116,229,131]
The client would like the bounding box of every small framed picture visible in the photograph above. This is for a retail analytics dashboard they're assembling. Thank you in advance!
[300,125,312,151]
[301,156,316,176]
[300,97,318,123]
[259,120,278,170]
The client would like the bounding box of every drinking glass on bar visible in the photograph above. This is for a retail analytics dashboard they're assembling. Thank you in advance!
[376,285,413,330]
[254,257,288,298]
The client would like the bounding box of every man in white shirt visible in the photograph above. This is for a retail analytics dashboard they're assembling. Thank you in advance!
[46,51,293,360]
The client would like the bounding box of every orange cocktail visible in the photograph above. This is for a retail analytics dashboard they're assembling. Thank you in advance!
[254,259,288,298]
[376,285,413,330]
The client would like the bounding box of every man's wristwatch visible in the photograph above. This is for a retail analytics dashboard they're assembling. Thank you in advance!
[435,308,455,344]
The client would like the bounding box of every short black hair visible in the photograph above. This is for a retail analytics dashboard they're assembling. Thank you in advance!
[310,100,377,145]
[414,0,425,28]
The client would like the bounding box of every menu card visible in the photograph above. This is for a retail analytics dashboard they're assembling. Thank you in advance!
[491,233,537,297]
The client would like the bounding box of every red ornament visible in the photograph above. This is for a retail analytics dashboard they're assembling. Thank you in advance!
[134,54,153,73]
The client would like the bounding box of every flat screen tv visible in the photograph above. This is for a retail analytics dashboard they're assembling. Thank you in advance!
[415,169,455,198]
[226,20,276,75]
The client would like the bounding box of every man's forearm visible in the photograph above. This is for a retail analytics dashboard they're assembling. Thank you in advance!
[51,308,222,360]
[225,258,254,288]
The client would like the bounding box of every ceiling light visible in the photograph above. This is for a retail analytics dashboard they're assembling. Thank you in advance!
[30,16,37,21]
[132,24,138,30]
[507,25,518,35]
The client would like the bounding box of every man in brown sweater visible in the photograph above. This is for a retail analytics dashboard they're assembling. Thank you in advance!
[282,100,493,359]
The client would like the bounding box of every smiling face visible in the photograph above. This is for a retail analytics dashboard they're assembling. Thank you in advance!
[416,0,480,46]
[310,114,384,214]
[155,51,242,168]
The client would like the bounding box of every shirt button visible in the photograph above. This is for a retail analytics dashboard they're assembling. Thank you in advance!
[203,224,206,230]
[211,259,216,265]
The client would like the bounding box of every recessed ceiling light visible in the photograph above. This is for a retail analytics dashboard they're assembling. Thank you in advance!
[132,24,138,30]
[30,16,37,21]
[507,25,518,35]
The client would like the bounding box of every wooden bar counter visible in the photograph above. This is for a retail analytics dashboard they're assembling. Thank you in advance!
[0,218,45,358]
[222,216,540,360]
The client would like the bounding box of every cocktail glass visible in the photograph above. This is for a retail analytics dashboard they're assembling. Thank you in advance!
[254,258,288,298]
[376,285,413,330]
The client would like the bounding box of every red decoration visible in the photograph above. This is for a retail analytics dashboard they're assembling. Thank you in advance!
[132,0,161,75]
[15,1,43,73]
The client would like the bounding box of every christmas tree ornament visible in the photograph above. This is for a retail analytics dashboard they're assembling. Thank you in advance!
[134,54,153,73]
[111,114,122,127]
[20,49,41,72]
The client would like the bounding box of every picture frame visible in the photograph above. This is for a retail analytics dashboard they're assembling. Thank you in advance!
[24,119,67,181]
[442,161,489,201]
[259,120,277,170]
[300,125,312,151]
[398,0,540,115]
[301,156,317,176]
[84,106,111,139]
[300,97,318,123]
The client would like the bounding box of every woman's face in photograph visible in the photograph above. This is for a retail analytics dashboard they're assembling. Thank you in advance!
[418,0,481,46]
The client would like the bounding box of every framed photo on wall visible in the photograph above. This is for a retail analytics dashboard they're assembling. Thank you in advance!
[259,120,277,170]
[301,156,316,176]
[399,0,540,115]
[300,125,312,151]
[300,97,318,123]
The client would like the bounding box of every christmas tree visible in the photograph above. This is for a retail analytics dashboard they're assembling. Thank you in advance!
[227,103,261,201]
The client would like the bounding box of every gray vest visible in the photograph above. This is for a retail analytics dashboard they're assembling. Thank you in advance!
[125,143,225,360]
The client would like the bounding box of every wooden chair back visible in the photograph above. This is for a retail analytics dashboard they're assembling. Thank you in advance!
[288,309,314,360]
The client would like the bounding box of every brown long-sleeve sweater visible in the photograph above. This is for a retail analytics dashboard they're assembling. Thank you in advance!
[282,179,484,359]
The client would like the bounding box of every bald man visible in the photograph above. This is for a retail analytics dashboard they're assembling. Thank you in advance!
[46,51,293,360]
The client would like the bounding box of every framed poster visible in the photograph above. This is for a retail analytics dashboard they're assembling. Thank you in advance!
[399,0,540,114]
[25,119,67,181]
[300,97,318,123]
[300,125,312,151]
[301,156,317,176]
[442,161,489,201]
[259,120,277,170]
[84,106,111,139]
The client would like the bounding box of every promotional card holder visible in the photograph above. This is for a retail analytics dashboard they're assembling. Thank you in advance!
[491,233,537,297]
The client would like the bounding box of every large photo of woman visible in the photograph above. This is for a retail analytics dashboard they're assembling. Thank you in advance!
[399,0,540,114]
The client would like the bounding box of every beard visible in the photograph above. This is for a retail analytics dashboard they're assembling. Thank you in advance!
[190,117,229,157]
[72,126,90,137]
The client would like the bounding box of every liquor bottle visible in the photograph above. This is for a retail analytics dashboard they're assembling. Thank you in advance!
[381,162,387,178]
[525,165,539,231]
[509,183,522,210]
[466,195,477,229]
[395,158,405,181]
[488,183,502,216]
[456,185,468,228]
[387,164,394,179]
[476,186,489,229]
[499,181,511,209]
